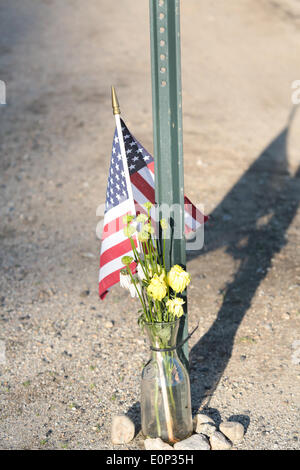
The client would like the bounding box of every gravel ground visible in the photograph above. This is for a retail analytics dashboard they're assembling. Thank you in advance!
[0,0,299,450]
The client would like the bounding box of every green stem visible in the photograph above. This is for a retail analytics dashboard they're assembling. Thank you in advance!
[149,234,159,268]
[165,353,176,410]
[163,235,166,273]
[130,238,151,285]
[155,300,163,322]
[146,240,156,274]
[155,237,162,267]
[147,293,154,323]
[125,265,148,320]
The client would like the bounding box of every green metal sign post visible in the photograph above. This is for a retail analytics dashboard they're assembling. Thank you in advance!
[149,0,188,366]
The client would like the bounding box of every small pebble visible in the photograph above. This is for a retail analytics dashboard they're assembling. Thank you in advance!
[144,438,173,450]
[105,320,114,328]
[195,422,216,437]
[80,289,90,297]
[80,252,95,259]
[193,413,215,432]
[111,415,135,444]
[219,421,245,444]
[174,434,210,450]
[210,431,232,450]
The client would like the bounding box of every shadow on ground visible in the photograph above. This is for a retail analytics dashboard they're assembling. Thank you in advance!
[189,106,300,414]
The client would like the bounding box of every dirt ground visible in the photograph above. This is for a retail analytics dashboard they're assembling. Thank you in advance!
[0,0,299,450]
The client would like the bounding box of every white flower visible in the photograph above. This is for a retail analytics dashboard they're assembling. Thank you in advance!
[129,278,142,298]
[137,263,146,281]
[120,271,131,290]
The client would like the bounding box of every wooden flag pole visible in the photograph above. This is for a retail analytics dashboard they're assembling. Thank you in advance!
[111,86,137,220]
[111,86,142,259]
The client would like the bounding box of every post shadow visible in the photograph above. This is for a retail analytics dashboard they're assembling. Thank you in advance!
[188,107,300,412]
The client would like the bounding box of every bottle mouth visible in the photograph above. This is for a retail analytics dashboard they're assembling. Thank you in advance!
[144,316,184,326]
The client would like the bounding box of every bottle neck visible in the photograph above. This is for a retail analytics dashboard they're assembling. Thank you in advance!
[144,320,179,351]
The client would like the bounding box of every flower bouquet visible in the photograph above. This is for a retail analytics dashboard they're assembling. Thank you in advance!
[120,202,193,444]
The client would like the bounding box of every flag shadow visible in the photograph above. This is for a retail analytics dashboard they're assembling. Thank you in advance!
[188,106,300,413]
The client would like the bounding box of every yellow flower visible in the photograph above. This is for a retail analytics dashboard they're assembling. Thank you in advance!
[138,230,149,242]
[147,273,167,301]
[121,255,133,266]
[124,224,136,238]
[158,268,167,282]
[136,213,148,223]
[123,214,134,225]
[143,223,154,234]
[166,297,185,318]
[167,265,191,293]
[143,202,153,211]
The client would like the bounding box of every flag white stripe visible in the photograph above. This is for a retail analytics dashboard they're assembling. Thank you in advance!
[184,211,201,230]
[103,199,132,226]
[132,182,149,207]
[99,252,133,282]
[100,229,128,256]
[138,166,155,188]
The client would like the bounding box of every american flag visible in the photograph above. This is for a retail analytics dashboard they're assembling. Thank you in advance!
[99,119,207,299]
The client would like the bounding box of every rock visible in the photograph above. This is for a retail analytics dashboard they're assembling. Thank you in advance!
[193,413,215,432]
[174,434,210,450]
[210,431,232,450]
[111,415,135,444]
[144,438,173,450]
[219,421,245,444]
[195,422,216,437]
[80,252,95,259]
[80,289,90,297]
[105,320,114,328]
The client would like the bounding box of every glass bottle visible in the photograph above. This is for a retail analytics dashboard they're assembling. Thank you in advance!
[141,319,193,444]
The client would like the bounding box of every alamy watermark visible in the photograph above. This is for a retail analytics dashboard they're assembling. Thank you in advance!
[0,80,6,105]
[291,80,300,105]
[96,202,205,252]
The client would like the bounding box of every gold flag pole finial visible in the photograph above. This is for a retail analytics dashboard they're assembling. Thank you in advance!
[111,86,120,115]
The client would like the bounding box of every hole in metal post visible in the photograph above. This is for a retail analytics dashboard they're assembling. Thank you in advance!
[159,0,164,6]
[160,54,166,61]
[159,13,165,20]
[160,40,165,47]
[161,80,167,87]
[160,27,165,33]
[160,67,166,73]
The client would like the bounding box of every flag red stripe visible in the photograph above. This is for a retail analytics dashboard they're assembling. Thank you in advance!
[99,270,120,299]
[148,161,154,174]
[99,261,136,299]
[184,195,208,224]
[102,213,129,241]
[100,237,138,268]
[131,172,155,203]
